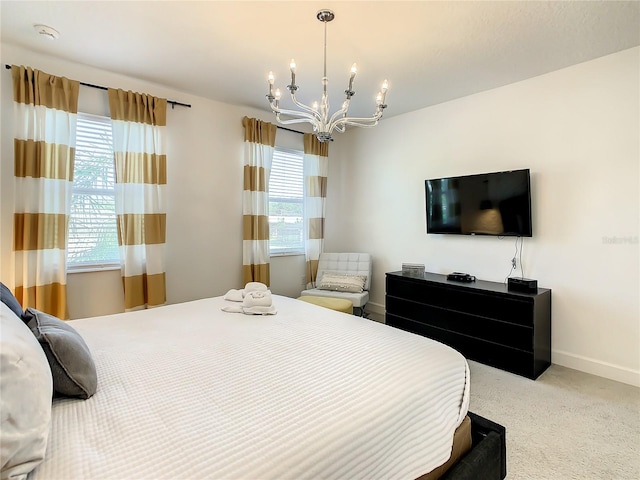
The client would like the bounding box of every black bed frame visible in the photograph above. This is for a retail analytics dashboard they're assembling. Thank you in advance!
[441,411,507,480]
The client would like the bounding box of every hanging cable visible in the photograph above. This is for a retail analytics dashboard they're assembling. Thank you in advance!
[519,236,525,278]
[504,236,522,283]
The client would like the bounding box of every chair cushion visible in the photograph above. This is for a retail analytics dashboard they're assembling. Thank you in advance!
[318,273,366,293]
[299,288,370,308]
[297,296,353,314]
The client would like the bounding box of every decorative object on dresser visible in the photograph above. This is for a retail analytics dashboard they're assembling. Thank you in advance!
[402,263,425,277]
[507,276,538,293]
[447,272,476,283]
[385,271,551,380]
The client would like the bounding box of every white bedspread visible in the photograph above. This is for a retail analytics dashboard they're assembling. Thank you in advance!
[30,295,469,480]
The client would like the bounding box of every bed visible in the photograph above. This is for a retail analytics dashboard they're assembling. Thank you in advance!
[1,292,506,480]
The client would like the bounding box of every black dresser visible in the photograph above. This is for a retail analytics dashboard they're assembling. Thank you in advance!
[386,271,552,379]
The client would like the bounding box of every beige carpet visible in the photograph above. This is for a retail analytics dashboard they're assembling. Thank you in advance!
[467,361,640,479]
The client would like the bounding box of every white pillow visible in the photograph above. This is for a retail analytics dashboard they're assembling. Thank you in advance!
[318,273,367,293]
[1,302,53,480]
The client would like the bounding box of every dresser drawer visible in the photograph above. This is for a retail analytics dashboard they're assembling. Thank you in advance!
[386,296,534,351]
[386,277,534,327]
[386,314,537,378]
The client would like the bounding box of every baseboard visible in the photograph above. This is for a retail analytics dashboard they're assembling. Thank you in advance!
[369,302,638,387]
[552,349,640,387]
[364,301,385,323]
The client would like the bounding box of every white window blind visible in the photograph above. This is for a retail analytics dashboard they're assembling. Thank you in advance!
[269,147,304,255]
[67,113,119,270]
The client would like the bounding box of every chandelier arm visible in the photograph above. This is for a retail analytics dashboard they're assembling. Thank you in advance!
[334,120,383,131]
[341,121,381,128]
[289,92,322,120]
[276,115,320,126]
[275,110,318,125]
[327,102,350,126]
[332,112,383,126]
[330,114,383,131]
[269,102,317,122]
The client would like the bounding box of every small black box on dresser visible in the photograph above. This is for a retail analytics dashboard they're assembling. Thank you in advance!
[385,271,552,380]
[507,277,538,294]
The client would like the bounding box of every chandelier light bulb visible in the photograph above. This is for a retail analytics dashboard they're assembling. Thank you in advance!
[275,89,282,100]
[382,80,389,92]
[350,63,357,75]
[312,101,319,111]
[290,59,297,72]
[268,72,274,84]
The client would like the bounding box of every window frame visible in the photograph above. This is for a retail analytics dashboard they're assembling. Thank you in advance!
[67,112,120,273]
[268,146,305,257]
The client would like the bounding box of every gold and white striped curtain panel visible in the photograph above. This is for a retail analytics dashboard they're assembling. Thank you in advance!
[12,65,79,319]
[108,88,167,311]
[242,116,277,286]
[303,133,329,287]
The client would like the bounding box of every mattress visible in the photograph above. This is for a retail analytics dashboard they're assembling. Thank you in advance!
[418,416,472,480]
[29,294,470,479]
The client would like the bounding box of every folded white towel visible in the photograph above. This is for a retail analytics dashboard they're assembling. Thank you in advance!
[242,305,277,315]
[243,290,273,308]
[243,282,268,296]
[221,305,243,313]
[222,284,275,315]
[221,304,277,315]
[223,289,244,302]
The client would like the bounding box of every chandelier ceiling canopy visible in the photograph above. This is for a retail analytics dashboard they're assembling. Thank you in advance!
[266,9,389,142]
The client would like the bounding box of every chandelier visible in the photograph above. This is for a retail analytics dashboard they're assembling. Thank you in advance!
[266,9,389,142]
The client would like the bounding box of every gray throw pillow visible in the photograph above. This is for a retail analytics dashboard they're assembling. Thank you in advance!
[24,308,97,399]
[1,282,25,321]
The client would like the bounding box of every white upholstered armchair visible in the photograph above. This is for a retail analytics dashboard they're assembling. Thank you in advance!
[300,253,372,315]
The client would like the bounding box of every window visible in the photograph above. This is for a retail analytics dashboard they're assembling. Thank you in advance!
[269,147,304,255]
[67,113,119,270]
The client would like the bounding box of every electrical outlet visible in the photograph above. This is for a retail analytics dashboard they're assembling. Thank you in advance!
[512,258,517,268]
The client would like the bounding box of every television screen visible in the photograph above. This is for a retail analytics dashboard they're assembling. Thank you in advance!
[425,169,532,237]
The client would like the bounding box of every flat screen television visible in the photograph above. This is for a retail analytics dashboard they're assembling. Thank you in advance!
[425,169,532,237]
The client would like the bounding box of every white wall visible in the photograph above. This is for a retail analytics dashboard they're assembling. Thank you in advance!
[326,47,639,386]
[3,43,637,386]
[0,44,307,318]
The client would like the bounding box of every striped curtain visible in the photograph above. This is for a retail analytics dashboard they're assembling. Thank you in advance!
[303,133,329,287]
[108,88,167,311]
[242,116,276,285]
[12,65,79,319]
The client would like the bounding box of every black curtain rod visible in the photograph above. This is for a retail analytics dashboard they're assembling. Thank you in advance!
[5,64,191,109]
[277,126,304,135]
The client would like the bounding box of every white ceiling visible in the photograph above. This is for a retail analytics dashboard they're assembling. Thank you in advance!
[2,1,639,119]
